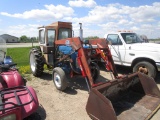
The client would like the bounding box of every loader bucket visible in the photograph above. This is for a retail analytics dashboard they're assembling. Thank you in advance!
[86,72,160,120]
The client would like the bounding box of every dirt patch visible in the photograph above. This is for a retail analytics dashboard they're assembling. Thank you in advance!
[26,70,160,120]
[26,70,113,120]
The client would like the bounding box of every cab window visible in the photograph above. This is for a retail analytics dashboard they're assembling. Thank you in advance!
[107,34,122,45]
[58,28,72,40]
[47,29,55,46]
[39,29,45,44]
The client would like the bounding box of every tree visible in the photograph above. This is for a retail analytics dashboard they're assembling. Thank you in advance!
[20,35,28,43]
[84,36,99,40]
[30,37,37,42]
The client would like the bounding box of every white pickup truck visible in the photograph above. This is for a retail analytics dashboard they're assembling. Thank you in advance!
[104,31,160,78]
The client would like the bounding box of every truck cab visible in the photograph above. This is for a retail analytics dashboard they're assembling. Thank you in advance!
[104,31,160,78]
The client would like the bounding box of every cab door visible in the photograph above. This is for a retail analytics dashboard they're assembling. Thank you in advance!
[47,29,56,65]
[107,34,126,65]
[39,28,55,65]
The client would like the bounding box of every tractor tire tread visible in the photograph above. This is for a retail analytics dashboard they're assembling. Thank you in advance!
[30,48,44,77]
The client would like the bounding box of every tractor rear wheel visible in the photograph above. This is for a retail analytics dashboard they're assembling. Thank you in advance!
[29,48,44,77]
[52,67,68,91]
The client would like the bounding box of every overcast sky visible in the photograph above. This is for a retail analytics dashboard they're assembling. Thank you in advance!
[0,0,160,38]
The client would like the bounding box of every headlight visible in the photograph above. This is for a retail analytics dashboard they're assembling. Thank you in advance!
[1,114,16,120]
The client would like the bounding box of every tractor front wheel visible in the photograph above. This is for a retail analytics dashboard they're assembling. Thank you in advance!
[52,67,68,91]
[29,48,44,77]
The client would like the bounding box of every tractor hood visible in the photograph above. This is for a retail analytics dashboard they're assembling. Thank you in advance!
[126,43,160,52]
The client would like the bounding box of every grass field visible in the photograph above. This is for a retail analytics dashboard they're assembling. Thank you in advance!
[7,47,32,74]
[7,47,31,66]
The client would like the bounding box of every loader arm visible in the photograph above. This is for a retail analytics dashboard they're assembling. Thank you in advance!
[89,39,118,78]
[55,37,94,87]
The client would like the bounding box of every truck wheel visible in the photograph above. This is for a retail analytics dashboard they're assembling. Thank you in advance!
[90,62,100,82]
[30,48,44,77]
[133,61,156,78]
[52,67,68,91]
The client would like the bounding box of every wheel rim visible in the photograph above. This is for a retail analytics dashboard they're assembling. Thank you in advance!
[30,53,36,72]
[54,72,61,88]
[138,66,148,74]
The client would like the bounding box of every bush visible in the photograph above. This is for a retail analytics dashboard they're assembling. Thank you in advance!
[19,65,31,75]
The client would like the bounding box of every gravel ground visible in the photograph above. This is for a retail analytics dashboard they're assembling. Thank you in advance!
[26,66,160,120]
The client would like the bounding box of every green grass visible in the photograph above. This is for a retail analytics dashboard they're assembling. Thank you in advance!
[7,47,31,66]
[7,47,32,75]
[7,47,47,76]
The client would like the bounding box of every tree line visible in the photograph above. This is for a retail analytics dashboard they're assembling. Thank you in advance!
[19,35,100,43]
[19,35,38,43]
[19,35,160,43]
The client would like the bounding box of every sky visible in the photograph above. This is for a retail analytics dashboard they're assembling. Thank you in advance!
[0,0,160,39]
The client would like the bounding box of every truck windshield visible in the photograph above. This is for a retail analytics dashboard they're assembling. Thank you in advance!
[58,28,72,40]
[121,33,143,44]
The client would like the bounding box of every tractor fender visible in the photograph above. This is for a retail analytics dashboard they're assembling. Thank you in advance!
[1,70,24,88]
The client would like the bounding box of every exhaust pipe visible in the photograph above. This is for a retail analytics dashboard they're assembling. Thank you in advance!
[79,23,83,41]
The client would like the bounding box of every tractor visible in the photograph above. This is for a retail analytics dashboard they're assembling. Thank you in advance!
[29,21,105,91]
[29,21,160,120]
[29,21,120,91]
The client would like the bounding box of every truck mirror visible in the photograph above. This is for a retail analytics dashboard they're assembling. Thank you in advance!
[109,41,112,45]
[106,40,112,45]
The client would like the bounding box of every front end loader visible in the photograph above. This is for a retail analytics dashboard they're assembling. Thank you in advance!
[86,72,160,120]
[29,21,160,120]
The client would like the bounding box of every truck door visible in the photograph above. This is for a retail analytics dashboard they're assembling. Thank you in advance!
[107,34,126,65]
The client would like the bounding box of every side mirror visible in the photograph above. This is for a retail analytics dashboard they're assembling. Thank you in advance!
[106,40,112,45]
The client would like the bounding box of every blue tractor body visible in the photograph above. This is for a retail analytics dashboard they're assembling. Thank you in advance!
[57,44,91,74]
[58,46,79,74]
